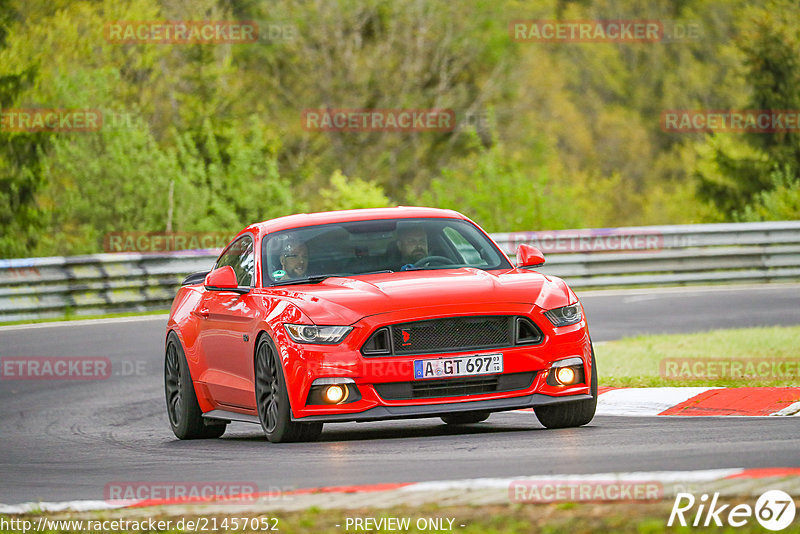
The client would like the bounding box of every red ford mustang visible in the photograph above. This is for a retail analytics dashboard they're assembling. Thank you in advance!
[164,207,597,442]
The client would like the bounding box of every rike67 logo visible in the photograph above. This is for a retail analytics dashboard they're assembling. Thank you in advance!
[669,490,796,531]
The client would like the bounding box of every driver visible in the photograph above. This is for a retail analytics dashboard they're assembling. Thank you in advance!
[276,238,308,280]
[397,225,428,269]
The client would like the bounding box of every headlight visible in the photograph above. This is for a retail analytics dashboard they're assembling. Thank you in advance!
[284,324,352,344]
[543,303,582,327]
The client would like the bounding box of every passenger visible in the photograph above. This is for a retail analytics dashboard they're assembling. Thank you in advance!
[276,239,308,280]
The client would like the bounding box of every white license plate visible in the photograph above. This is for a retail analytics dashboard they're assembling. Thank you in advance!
[413,353,503,380]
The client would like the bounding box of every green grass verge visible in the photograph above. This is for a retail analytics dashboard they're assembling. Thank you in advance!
[4,500,800,533]
[595,325,800,387]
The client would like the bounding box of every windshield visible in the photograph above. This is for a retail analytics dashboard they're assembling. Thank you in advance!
[262,218,511,285]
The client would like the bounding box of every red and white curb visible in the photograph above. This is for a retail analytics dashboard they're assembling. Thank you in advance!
[2,468,798,515]
[594,387,800,417]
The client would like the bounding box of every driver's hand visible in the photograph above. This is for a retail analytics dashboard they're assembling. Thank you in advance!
[401,264,415,271]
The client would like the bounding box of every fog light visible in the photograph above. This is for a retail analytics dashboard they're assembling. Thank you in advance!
[555,367,576,385]
[324,385,346,404]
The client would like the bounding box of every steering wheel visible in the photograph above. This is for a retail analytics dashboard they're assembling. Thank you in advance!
[413,255,453,268]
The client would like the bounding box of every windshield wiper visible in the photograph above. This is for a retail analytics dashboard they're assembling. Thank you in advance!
[271,274,341,286]
[400,264,462,271]
[271,270,394,286]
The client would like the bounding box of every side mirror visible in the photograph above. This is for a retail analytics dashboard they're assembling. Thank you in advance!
[516,244,545,268]
[204,266,249,294]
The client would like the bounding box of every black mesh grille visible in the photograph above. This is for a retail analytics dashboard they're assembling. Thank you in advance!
[389,316,514,355]
[374,372,536,400]
[415,376,497,398]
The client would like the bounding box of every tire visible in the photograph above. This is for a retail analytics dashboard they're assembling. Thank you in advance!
[441,412,490,425]
[255,335,323,443]
[534,347,598,429]
[164,331,227,439]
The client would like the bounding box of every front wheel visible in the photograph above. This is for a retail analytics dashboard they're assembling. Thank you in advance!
[534,348,598,429]
[164,332,227,439]
[255,335,323,443]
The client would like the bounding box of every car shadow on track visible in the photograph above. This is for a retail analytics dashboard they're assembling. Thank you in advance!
[159,421,599,451]
[317,424,544,443]
[217,414,588,444]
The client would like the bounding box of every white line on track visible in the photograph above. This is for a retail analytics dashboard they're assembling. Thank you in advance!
[400,468,745,492]
[576,282,800,298]
[0,314,168,332]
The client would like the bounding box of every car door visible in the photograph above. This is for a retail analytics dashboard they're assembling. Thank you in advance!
[196,234,258,409]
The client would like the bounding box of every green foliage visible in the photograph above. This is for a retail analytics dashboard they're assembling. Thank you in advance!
[736,165,800,221]
[694,134,772,214]
[415,142,584,232]
[36,112,174,255]
[169,118,298,233]
[0,0,44,257]
[232,0,520,198]
[695,0,800,215]
[319,170,390,211]
[738,0,800,159]
[2,0,799,259]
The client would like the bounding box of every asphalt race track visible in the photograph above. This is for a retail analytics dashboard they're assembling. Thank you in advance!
[1,284,798,504]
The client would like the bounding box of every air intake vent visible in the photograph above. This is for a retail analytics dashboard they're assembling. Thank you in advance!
[374,372,536,400]
[516,317,544,344]
[362,328,391,355]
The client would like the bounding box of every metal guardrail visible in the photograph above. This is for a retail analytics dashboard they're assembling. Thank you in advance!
[0,252,218,323]
[492,221,800,287]
[1,221,798,323]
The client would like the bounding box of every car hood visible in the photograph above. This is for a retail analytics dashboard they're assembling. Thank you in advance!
[264,268,573,325]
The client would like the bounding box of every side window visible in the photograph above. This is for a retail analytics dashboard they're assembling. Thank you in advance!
[443,227,487,265]
[216,235,254,287]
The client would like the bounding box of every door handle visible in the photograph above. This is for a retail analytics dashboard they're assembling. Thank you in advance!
[193,308,210,319]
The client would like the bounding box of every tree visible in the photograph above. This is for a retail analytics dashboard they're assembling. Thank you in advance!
[319,170,390,211]
[0,0,45,257]
[696,0,800,215]
[737,165,800,221]
[415,141,584,232]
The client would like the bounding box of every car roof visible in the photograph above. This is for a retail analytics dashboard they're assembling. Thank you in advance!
[242,206,469,236]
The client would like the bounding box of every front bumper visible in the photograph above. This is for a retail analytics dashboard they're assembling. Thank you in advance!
[291,392,593,423]
[277,304,594,421]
